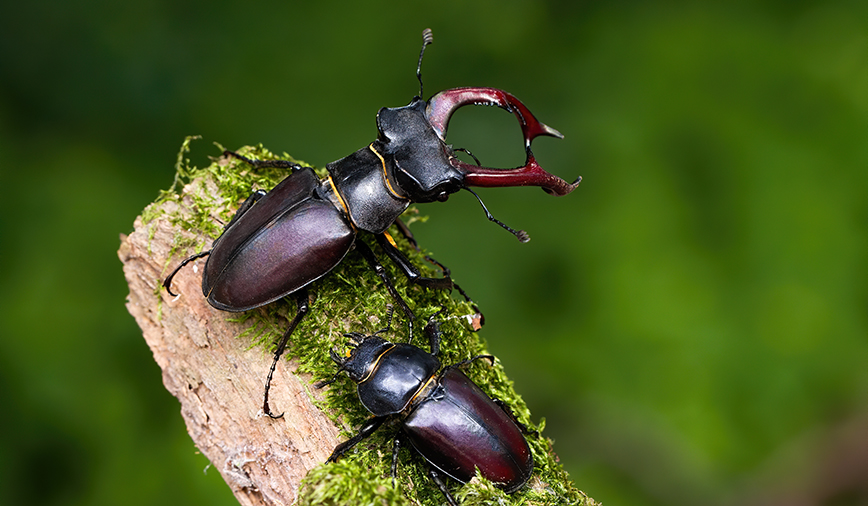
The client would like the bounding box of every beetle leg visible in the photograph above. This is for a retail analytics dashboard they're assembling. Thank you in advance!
[313,371,341,389]
[390,433,403,488]
[373,304,396,336]
[375,233,453,292]
[262,289,310,419]
[448,354,496,370]
[326,416,387,463]
[422,308,446,357]
[163,188,270,297]
[391,218,451,276]
[354,240,415,342]
[223,150,304,171]
[163,250,211,297]
[391,219,484,326]
[427,468,459,506]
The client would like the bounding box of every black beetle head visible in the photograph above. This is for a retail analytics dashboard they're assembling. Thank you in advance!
[377,89,579,202]
[329,333,394,384]
[376,98,466,203]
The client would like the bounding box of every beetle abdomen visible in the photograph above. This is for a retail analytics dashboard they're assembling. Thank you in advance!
[204,196,354,311]
[402,368,533,492]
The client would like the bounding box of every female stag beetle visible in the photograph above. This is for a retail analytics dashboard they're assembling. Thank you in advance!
[319,309,535,505]
[163,29,579,417]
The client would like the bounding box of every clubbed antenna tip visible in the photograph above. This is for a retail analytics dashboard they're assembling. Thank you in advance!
[465,188,531,243]
[417,28,434,99]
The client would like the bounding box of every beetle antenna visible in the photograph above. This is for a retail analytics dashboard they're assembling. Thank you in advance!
[315,351,346,389]
[314,375,340,388]
[416,28,434,99]
[374,304,395,336]
[464,188,530,243]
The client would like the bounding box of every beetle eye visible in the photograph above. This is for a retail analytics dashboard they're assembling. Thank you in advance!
[437,192,449,202]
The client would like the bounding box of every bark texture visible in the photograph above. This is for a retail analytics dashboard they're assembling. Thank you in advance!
[119,202,340,506]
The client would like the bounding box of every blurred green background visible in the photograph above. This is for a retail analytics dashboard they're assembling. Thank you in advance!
[2,1,866,505]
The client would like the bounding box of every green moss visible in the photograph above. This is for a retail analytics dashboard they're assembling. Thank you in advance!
[298,460,410,506]
[157,139,597,506]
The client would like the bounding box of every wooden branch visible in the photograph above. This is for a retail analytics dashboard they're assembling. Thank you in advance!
[117,142,598,506]
[119,205,341,506]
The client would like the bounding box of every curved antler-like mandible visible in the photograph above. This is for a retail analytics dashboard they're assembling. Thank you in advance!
[425,87,580,196]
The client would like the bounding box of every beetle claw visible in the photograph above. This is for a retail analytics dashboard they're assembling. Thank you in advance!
[426,87,579,196]
[426,87,561,145]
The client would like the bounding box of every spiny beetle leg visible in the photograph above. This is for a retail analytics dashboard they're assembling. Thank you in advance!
[392,218,422,250]
[373,304,396,336]
[427,467,459,506]
[163,250,210,296]
[423,307,446,357]
[375,234,453,292]
[262,289,310,418]
[223,150,303,171]
[326,416,387,463]
[390,433,403,488]
[392,219,484,324]
[392,218,450,277]
[354,240,415,342]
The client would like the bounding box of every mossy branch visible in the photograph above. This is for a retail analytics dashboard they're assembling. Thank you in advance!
[118,138,598,505]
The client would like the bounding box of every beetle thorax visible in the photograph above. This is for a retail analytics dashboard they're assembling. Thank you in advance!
[325,147,410,234]
[353,342,441,416]
[376,99,466,203]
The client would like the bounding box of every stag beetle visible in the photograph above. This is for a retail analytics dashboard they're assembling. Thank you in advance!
[163,29,579,417]
[319,309,534,505]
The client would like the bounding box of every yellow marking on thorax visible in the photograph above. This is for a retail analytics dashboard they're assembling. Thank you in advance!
[409,374,438,406]
[358,343,396,383]
[369,144,406,200]
[327,174,352,218]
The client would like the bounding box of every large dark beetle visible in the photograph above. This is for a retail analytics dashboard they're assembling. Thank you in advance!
[163,29,579,417]
[321,311,534,505]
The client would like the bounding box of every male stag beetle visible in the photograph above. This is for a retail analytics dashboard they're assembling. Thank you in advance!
[163,29,579,417]
[319,309,535,505]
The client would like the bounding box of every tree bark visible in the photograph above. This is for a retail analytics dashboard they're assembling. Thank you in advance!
[119,204,340,506]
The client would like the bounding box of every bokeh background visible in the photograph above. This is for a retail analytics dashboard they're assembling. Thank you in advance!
[2,1,866,505]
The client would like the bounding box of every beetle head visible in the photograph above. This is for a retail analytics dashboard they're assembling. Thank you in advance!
[376,98,466,203]
[376,28,580,242]
[329,333,394,384]
[377,90,580,203]
[377,88,581,241]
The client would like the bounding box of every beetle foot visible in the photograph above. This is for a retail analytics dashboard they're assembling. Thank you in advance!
[262,403,285,419]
